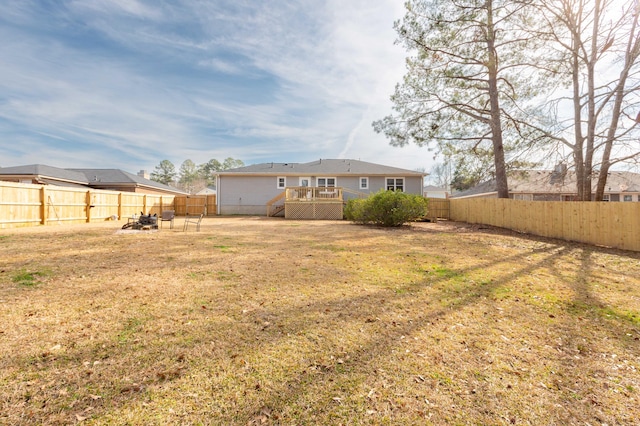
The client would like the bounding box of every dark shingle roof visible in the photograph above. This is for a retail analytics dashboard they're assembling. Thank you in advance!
[0,164,185,193]
[219,159,425,176]
[68,168,178,191]
[0,164,88,183]
[70,169,185,193]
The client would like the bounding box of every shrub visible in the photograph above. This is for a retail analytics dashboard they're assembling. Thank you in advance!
[345,190,428,227]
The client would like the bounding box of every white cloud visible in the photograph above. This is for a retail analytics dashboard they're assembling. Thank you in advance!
[0,0,433,172]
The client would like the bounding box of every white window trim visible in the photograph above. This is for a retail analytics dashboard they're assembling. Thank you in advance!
[277,176,286,189]
[385,177,405,191]
[359,177,369,190]
[316,177,337,187]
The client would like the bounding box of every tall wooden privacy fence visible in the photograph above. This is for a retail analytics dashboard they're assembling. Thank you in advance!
[425,198,450,221]
[0,181,219,228]
[173,195,217,216]
[0,181,177,228]
[449,198,640,252]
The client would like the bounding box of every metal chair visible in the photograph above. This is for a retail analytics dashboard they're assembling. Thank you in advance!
[183,213,204,231]
[160,210,175,229]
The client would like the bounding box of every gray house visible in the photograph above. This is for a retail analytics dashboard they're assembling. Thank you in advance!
[216,159,425,218]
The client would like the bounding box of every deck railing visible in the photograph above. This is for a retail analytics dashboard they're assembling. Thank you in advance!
[285,186,343,201]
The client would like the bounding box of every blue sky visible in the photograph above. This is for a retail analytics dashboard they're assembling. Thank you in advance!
[0,0,431,174]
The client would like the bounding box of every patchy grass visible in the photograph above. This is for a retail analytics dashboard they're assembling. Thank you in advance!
[11,268,52,286]
[0,217,639,425]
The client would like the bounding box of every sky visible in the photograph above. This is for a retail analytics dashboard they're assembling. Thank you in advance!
[0,0,434,175]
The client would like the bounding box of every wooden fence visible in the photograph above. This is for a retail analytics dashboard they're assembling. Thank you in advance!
[425,198,450,221]
[449,198,640,252]
[3,180,637,251]
[0,181,178,228]
[173,195,217,216]
[0,181,218,229]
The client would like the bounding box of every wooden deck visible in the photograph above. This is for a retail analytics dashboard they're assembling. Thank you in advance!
[267,187,345,219]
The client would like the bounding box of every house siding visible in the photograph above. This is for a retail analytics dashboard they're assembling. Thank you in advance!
[219,174,424,215]
[218,176,283,215]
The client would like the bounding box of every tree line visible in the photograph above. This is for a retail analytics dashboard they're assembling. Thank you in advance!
[150,158,244,194]
[375,0,640,200]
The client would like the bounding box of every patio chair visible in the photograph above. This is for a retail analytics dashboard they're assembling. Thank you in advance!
[159,210,175,229]
[183,213,204,231]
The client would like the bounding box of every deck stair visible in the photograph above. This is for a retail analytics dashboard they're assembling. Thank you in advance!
[266,191,286,217]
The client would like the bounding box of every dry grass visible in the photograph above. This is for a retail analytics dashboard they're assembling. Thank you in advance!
[1,216,639,425]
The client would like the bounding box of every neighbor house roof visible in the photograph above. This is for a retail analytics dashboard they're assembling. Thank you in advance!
[218,159,425,176]
[0,164,89,185]
[423,185,447,192]
[0,164,186,194]
[68,168,184,193]
[452,170,640,198]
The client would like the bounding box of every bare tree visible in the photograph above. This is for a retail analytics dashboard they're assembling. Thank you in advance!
[537,0,640,200]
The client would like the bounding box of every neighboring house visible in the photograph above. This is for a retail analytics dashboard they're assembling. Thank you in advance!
[196,186,217,196]
[451,166,640,201]
[423,185,449,199]
[216,158,426,216]
[0,164,187,196]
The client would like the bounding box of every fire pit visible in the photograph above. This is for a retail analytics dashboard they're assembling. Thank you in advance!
[121,213,158,230]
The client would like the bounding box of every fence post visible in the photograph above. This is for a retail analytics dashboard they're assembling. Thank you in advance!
[118,192,122,220]
[40,186,47,225]
[86,190,92,223]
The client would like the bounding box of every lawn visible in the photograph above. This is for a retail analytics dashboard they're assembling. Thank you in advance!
[1,217,639,425]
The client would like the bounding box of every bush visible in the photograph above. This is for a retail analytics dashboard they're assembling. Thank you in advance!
[345,190,428,227]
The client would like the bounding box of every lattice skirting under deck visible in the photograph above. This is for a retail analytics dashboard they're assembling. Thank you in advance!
[284,202,343,220]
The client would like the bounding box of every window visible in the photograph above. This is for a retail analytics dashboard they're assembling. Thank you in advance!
[299,177,310,187]
[277,177,286,189]
[602,194,610,201]
[386,177,404,191]
[623,194,633,202]
[359,177,369,190]
[317,177,336,187]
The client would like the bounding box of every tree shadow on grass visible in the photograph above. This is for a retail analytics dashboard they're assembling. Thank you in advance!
[2,222,639,424]
[218,238,640,424]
